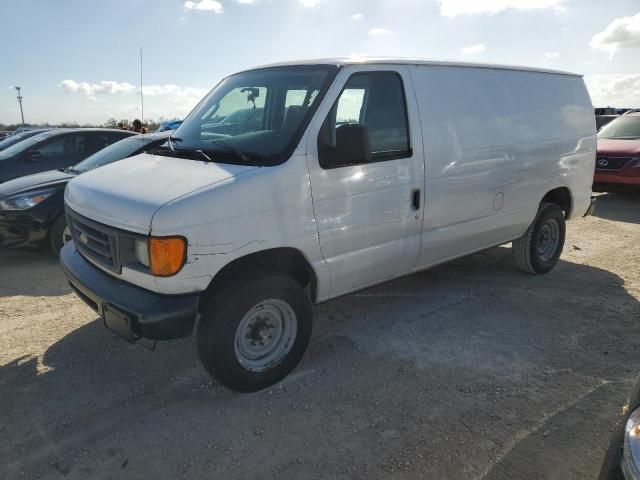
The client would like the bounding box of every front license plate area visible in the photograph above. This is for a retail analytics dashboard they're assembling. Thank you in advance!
[103,305,136,343]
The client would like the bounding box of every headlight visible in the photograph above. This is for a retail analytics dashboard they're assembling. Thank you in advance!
[622,407,640,479]
[148,236,187,277]
[133,236,186,276]
[134,238,149,267]
[0,189,55,210]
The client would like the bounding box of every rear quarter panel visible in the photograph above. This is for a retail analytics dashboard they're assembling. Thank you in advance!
[411,65,595,266]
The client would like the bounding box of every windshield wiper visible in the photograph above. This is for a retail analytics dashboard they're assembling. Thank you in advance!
[167,135,182,151]
[194,150,213,162]
[150,144,214,163]
[61,166,81,174]
[209,140,250,163]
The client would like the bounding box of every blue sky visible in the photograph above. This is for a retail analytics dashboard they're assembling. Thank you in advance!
[1,0,639,125]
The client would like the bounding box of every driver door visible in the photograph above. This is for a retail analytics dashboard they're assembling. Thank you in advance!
[305,65,425,297]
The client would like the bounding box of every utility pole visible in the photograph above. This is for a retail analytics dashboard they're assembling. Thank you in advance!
[139,47,144,127]
[15,86,25,126]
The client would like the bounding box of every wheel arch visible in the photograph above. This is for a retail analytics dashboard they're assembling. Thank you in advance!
[200,247,319,307]
[540,187,572,218]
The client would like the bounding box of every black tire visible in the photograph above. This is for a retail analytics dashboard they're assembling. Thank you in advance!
[197,270,312,393]
[49,215,70,254]
[512,202,566,274]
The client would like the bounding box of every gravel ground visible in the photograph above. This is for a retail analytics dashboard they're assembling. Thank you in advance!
[1,192,639,480]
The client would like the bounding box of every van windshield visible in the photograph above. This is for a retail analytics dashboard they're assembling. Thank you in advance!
[598,116,640,140]
[163,65,339,166]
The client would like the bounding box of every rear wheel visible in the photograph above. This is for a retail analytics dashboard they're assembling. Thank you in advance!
[197,270,312,392]
[49,215,71,254]
[512,202,566,274]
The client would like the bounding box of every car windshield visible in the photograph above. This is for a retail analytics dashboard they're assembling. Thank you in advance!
[598,116,640,140]
[167,65,338,166]
[0,131,58,160]
[73,134,157,173]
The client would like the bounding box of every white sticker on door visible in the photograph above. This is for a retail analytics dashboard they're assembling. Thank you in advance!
[397,165,410,181]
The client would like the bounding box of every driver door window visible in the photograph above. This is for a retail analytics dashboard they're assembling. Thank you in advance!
[319,71,411,168]
[33,136,66,158]
[30,133,89,167]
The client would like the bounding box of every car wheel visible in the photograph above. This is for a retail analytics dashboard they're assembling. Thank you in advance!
[197,270,313,392]
[49,215,71,254]
[512,202,566,274]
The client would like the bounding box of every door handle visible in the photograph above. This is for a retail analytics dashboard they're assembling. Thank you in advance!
[412,189,421,210]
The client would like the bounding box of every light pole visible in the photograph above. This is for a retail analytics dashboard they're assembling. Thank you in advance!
[15,86,24,126]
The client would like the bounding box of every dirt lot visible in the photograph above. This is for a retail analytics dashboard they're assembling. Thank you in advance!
[1,192,639,480]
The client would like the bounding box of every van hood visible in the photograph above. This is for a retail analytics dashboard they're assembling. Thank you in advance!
[65,152,257,233]
[597,138,640,157]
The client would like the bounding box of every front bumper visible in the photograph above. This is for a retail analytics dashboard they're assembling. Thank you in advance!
[584,196,597,217]
[0,211,50,249]
[59,242,199,341]
[594,164,640,187]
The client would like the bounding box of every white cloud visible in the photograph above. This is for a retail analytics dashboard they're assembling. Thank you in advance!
[438,0,567,17]
[584,74,640,107]
[544,51,559,58]
[590,12,640,58]
[369,27,393,36]
[351,13,363,21]
[59,80,207,102]
[183,0,223,13]
[59,80,136,95]
[461,43,486,54]
[142,84,209,99]
[298,0,324,8]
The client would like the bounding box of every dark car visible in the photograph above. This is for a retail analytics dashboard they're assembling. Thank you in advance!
[0,129,52,151]
[0,128,136,184]
[599,374,640,479]
[0,131,172,253]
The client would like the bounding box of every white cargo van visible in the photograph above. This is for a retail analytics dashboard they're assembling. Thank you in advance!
[61,58,596,392]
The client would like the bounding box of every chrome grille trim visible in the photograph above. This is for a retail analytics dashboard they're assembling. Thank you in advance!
[66,208,121,273]
[596,156,633,171]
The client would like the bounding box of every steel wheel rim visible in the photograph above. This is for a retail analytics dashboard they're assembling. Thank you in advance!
[536,218,560,262]
[234,299,297,372]
[62,225,72,245]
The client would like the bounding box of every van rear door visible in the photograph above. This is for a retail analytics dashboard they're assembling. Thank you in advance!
[306,65,425,296]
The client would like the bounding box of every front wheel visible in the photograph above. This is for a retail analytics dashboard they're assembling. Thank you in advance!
[197,271,312,392]
[512,202,566,274]
[49,215,72,254]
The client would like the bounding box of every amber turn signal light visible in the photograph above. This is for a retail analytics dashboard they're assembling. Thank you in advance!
[149,236,187,277]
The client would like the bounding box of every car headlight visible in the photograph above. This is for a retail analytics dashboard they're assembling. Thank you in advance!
[128,236,186,276]
[622,407,640,479]
[0,189,56,210]
[134,238,149,267]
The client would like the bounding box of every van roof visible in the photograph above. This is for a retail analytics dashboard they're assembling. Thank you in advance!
[246,57,582,77]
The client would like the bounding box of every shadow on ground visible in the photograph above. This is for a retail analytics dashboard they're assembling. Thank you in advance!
[0,250,70,297]
[1,246,639,479]
[594,192,640,225]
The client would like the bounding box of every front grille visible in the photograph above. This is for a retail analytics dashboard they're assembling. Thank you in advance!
[66,209,120,273]
[595,156,633,171]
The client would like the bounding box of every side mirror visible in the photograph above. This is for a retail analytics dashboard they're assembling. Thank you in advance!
[325,124,371,168]
[24,149,42,162]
